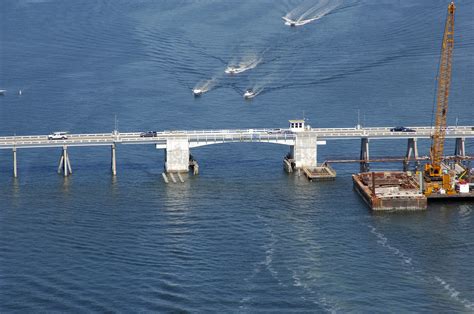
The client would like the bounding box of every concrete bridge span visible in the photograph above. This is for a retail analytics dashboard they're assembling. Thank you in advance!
[0,122,473,177]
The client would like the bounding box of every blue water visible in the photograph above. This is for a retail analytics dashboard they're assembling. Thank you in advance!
[1,0,473,312]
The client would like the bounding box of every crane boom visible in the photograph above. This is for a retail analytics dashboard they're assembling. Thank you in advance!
[426,2,455,177]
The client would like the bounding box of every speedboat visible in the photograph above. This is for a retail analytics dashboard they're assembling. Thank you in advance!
[225,66,238,74]
[193,88,203,96]
[225,65,247,74]
[282,16,297,27]
[243,89,256,99]
[0,89,6,95]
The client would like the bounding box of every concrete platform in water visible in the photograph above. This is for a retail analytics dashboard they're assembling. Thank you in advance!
[353,172,427,211]
[303,164,337,181]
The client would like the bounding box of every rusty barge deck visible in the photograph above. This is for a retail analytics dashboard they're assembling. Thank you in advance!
[353,172,427,211]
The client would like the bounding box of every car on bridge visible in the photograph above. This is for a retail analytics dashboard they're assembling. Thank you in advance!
[267,129,293,134]
[140,131,157,137]
[48,131,68,140]
[390,126,416,132]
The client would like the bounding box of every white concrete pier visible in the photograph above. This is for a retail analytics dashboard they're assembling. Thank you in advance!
[290,134,318,169]
[12,148,17,178]
[404,138,420,171]
[111,144,117,176]
[165,137,190,173]
[57,146,72,177]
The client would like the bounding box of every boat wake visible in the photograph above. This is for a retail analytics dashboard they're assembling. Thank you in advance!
[225,55,262,75]
[192,78,217,96]
[283,0,342,27]
[368,224,474,310]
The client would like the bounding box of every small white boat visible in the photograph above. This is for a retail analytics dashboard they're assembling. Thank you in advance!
[282,16,297,27]
[0,89,6,95]
[243,89,256,99]
[225,66,247,75]
[193,88,203,96]
[225,66,238,74]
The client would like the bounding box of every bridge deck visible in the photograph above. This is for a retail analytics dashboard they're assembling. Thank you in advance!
[0,126,472,149]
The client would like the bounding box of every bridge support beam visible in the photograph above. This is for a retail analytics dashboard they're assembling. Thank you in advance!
[165,138,190,173]
[13,148,18,178]
[289,134,317,169]
[57,146,72,177]
[403,138,419,171]
[454,137,465,157]
[111,144,117,176]
[360,138,370,173]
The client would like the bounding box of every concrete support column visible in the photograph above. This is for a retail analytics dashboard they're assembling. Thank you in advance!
[13,148,18,178]
[165,137,190,173]
[454,137,465,157]
[360,138,370,173]
[404,138,419,171]
[111,144,117,176]
[290,134,317,169]
[58,146,72,177]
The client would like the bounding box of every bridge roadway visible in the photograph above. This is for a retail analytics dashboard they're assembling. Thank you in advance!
[0,126,473,149]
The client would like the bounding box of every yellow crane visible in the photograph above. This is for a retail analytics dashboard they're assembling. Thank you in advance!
[424,2,456,195]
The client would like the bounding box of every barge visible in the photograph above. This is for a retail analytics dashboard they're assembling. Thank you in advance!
[353,172,427,211]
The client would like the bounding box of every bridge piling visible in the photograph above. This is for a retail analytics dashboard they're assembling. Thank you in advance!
[454,137,465,157]
[360,138,370,173]
[58,146,72,177]
[111,144,117,176]
[13,148,17,178]
[404,138,419,171]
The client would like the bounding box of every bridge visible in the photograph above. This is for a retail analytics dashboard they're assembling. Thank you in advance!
[1,120,473,178]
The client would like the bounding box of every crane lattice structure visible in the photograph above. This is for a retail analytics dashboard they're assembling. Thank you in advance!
[426,2,455,177]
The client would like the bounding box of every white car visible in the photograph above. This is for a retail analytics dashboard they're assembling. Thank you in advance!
[48,131,68,140]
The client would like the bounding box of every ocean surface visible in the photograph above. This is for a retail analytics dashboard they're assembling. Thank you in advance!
[1,0,473,312]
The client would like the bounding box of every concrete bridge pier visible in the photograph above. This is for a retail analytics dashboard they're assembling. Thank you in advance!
[288,134,317,170]
[360,138,370,173]
[13,148,18,178]
[454,137,465,157]
[164,138,190,173]
[111,144,117,176]
[403,138,419,171]
[57,146,72,177]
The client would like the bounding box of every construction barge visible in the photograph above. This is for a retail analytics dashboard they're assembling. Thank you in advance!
[353,172,428,210]
[353,171,474,211]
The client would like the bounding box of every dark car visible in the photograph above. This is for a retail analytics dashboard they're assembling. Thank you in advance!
[140,131,157,137]
[390,126,416,132]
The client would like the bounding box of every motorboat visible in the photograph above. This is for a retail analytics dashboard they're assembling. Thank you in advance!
[0,89,6,95]
[193,88,203,96]
[282,16,297,27]
[225,66,238,74]
[225,65,248,75]
[243,89,256,99]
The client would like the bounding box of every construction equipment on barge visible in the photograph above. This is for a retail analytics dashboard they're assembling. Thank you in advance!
[353,2,473,210]
[421,2,472,198]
